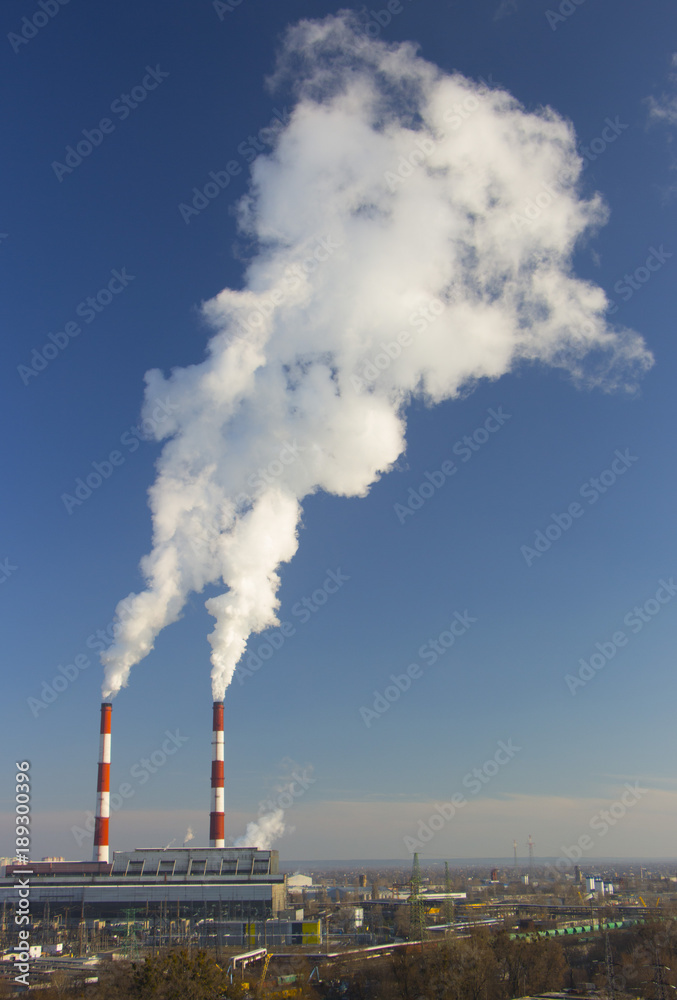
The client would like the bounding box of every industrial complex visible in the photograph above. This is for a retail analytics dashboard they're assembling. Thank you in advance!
[1,702,288,929]
[1,697,675,997]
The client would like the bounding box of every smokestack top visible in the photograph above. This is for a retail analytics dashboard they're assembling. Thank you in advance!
[100,702,112,735]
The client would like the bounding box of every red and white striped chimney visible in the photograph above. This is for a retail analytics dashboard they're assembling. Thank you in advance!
[209,701,225,848]
[93,702,112,863]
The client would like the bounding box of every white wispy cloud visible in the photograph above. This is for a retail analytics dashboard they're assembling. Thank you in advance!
[647,53,677,127]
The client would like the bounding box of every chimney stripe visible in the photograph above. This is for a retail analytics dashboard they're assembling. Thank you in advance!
[93,703,112,863]
[209,700,225,848]
[96,792,110,818]
[209,812,225,843]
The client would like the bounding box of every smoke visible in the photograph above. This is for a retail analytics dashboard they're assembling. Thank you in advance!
[233,808,287,851]
[183,826,194,845]
[101,12,652,702]
[233,759,313,849]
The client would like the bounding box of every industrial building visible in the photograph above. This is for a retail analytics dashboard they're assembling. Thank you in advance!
[196,918,322,947]
[0,702,287,928]
[0,848,286,923]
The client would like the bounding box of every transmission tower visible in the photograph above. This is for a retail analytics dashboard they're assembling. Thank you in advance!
[121,909,141,960]
[527,834,535,871]
[605,928,617,1000]
[652,941,668,1000]
[408,853,426,941]
[444,861,454,925]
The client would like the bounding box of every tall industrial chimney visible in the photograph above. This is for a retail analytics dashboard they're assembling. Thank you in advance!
[209,701,225,848]
[93,702,112,863]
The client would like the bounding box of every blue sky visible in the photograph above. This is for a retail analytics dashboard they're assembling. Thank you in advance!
[1,0,676,864]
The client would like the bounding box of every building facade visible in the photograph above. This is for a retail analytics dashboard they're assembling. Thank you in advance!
[0,848,286,923]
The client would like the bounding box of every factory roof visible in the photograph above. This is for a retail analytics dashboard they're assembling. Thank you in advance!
[3,847,281,884]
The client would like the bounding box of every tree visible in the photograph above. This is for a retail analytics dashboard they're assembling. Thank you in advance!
[389,948,425,1000]
[129,949,243,1000]
[493,931,566,998]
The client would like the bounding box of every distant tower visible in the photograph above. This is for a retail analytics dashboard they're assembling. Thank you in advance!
[527,834,535,871]
[444,861,454,925]
[513,839,518,868]
[605,928,617,1000]
[652,942,668,1000]
[409,853,426,941]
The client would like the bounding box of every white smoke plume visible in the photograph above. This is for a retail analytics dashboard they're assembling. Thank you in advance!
[183,826,194,845]
[101,12,652,702]
[233,808,287,851]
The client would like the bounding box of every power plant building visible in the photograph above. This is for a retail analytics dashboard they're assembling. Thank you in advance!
[0,701,289,927]
[0,848,286,922]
